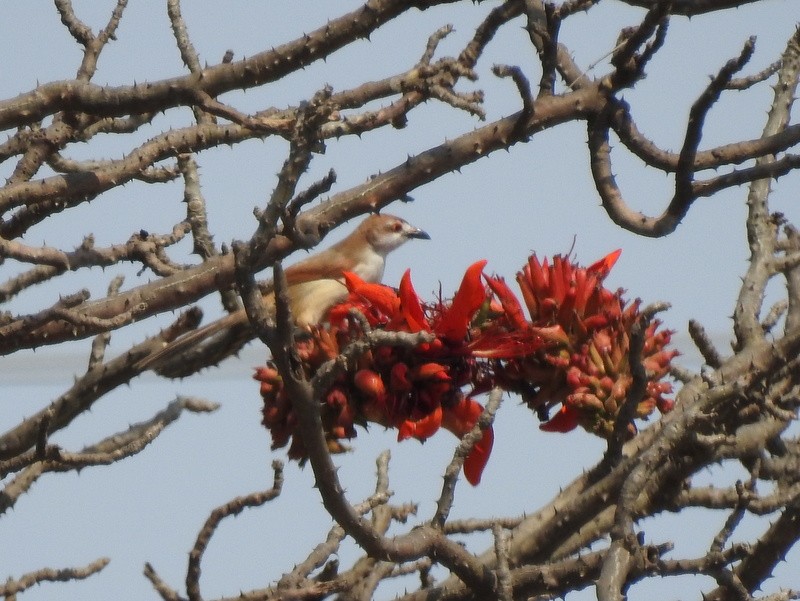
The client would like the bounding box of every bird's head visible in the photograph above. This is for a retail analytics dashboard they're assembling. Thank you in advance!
[362,213,430,256]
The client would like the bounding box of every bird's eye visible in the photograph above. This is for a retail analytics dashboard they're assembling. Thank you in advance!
[391,222,402,232]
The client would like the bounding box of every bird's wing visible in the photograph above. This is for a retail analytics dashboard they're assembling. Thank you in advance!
[283,249,350,285]
[136,309,250,374]
[138,250,351,374]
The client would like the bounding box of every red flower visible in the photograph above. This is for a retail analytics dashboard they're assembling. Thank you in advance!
[256,248,676,487]
[516,249,622,335]
[539,405,580,433]
[500,249,676,437]
[441,397,494,485]
[398,269,429,332]
[433,260,488,342]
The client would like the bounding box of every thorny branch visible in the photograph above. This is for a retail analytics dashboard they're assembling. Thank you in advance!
[0,396,218,513]
[3,1,800,600]
[185,461,284,601]
[0,557,111,598]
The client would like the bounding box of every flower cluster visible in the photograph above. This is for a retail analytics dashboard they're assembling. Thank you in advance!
[487,251,677,436]
[254,250,677,485]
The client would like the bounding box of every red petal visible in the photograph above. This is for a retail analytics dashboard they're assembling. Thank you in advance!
[485,275,529,331]
[398,269,429,332]
[342,270,366,292]
[414,362,450,381]
[397,406,442,441]
[442,397,483,435]
[527,255,549,293]
[464,425,493,486]
[532,324,570,345]
[516,270,539,319]
[328,299,379,327]
[551,255,567,305]
[469,329,549,358]
[437,260,488,342]
[441,398,493,486]
[342,271,401,317]
[539,405,580,433]
[557,286,577,328]
[587,249,622,278]
[353,369,386,399]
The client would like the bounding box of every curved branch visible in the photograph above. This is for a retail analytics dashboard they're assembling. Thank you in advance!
[186,461,284,601]
[1,86,604,353]
[588,37,769,237]
[0,0,455,130]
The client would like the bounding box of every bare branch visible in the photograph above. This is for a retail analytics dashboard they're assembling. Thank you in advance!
[0,0,457,130]
[0,557,110,597]
[53,0,95,47]
[734,27,800,349]
[728,59,782,90]
[144,562,184,601]
[0,308,202,462]
[433,388,503,528]
[186,461,284,601]
[167,0,203,73]
[493,523,514,601]
[689,318,724,369]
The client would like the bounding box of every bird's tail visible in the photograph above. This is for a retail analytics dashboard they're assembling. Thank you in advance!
[137,309,256,378]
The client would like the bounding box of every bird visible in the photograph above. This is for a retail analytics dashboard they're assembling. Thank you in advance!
[140,213,430,376]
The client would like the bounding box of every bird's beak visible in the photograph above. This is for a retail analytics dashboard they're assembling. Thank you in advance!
[406,226,431,240]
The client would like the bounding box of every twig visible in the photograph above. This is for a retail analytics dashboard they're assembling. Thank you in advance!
[167,0,203,73]
[0,308,202,462]
[689,318,723,368]
[762,299,788,334]
[144,562,184,601]
[433,388,503,528]
[492,64,534,141]
[0,557,110,597]
[728,59,781,90]
[734,28,800,348]
[675,37,756,204]
[444,516,524,534]
[605,7,668,89]
[87,275,125,371]
[420,24,453,64]
[186,461,285,601]
[284,169,337,231]
[1,396,217,513]
[54,0,94,46]
[710,480,753,553]
[493,523,513,601]
[179,153,240,313]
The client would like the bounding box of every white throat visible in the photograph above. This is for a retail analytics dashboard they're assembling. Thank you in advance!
[350,246,386,283]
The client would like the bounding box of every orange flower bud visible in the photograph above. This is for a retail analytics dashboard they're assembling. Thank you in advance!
[353,369,386,400]
[253,366,281,384]
[398,406,443,441]
[414,362,450,381]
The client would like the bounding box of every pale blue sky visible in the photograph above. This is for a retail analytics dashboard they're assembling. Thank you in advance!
[1,2,799,599]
